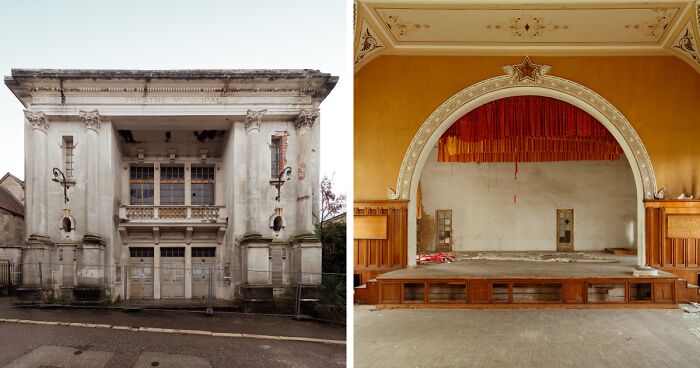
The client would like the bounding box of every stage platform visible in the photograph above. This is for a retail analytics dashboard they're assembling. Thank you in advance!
[357,253,683,308]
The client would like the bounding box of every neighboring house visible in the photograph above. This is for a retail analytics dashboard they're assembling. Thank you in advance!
[323,212,347,225]
[0,174,24,287]
[0,172,24,205]
[5,69,337,302]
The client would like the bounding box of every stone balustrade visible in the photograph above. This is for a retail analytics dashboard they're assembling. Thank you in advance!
[118,205,226,222]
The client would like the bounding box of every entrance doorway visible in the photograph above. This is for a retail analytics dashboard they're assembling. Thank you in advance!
[191,247,216,298]
[557,209,574,251]
[160,247,185,298]
[129,247,154,299]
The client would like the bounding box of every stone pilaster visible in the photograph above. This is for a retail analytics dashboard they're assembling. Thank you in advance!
[244,109,266,237]
[80,110,101,237]
[25,110,49,238]
[294,109,318,236]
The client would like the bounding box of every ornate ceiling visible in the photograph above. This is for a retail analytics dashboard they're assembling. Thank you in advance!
[354,0,700,73]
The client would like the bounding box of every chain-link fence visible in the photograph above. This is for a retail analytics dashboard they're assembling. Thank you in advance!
[0,261,19,296]
[7,262,345,323]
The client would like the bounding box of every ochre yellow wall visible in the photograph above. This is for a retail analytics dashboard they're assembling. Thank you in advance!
[355,55,700,200]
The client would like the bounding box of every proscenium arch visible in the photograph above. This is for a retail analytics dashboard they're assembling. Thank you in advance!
[390,68,657,269]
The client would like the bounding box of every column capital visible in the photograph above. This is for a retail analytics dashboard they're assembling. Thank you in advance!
[24,110,48,132]
[295,109,319,131]
[245,109,266,132]
[80,109,101,132]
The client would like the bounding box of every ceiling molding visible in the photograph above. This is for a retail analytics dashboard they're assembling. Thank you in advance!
[354,0,700,74]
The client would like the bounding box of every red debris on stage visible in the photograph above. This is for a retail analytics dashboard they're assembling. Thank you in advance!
[417,253,455,265]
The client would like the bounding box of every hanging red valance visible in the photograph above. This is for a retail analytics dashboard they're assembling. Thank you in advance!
[438,96,623,163]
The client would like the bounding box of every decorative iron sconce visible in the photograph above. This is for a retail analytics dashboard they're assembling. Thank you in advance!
[270,167,292,202]
[51,167,69,204]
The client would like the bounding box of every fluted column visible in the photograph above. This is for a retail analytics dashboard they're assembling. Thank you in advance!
[244,109,266,237]
[25,110,49,238]
[80,110,101,236]
[294,109,318,236]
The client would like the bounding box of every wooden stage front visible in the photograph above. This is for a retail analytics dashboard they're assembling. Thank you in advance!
[356,255,682,308]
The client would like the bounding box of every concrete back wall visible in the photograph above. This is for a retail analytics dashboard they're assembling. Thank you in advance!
[419,147,637,252]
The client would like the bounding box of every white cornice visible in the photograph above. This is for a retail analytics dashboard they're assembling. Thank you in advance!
[354,0,700,75]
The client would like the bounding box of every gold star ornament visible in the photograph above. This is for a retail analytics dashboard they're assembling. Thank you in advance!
[505,56,551,83]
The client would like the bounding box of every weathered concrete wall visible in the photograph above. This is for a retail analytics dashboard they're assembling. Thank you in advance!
[420,147,637,252]
[0,209,23,245]
[0,246,21,264]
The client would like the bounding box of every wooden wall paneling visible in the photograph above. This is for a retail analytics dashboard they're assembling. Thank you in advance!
[354,201,409,285]
[354,215,387,240]
[381,283,401,304]
[653,281,674,303]
[468,281,491,303]
[563,282,585,303]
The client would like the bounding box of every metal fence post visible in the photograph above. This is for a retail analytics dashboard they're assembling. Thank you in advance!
[38,262,45,304]
[295,272,302,319]
[206,268,213,316]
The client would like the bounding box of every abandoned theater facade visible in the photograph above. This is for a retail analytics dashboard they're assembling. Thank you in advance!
[5,69,337,301]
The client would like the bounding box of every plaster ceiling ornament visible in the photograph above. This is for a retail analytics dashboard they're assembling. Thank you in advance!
[80,110,101,132]
[355,20,385,65]
[383,14,430,37]
[486,14,568,39]
[295,109,319,131]
[624,8,674,38]
[24,110,48,132]
[390,59,657,202]
[504,56,551,83]
[244,109,266,132]
[672,21,700,66]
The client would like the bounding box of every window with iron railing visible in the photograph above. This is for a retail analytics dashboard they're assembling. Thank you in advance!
[130,166,154,205]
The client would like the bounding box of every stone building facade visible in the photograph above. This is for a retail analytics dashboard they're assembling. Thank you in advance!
[4,69,337,301]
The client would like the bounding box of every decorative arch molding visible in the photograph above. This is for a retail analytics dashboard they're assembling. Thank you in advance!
[390,57,657,269]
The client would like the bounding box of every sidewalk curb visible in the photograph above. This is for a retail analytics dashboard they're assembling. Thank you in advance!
[0,319,345,345]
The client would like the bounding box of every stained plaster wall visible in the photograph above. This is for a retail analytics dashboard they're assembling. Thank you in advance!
[419,147,637,252]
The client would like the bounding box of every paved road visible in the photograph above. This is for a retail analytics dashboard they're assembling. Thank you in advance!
[355,306,700,368]
[0,302,345,367]
[0,323,345,367]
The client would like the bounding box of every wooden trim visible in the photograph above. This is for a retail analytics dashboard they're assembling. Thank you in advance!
[355,200,409,209]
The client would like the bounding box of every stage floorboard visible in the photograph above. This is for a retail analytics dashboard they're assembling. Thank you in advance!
[377,253,675,280]
[360,252,682,308]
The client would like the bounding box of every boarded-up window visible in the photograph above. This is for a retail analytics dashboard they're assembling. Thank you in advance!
[436,210,452,246]
[271,136,281,177]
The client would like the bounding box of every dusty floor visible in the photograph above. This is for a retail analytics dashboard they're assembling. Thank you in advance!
[354,305,700,368]
[378,254,674,279]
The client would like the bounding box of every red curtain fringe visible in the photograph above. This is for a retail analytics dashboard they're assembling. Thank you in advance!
[438,96,623,163]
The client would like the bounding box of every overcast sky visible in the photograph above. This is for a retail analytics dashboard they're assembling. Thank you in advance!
[0,0,351,195]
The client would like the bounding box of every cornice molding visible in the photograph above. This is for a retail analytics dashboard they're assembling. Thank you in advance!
[80,109,101,132]
[29,86,319,96]
[671,20,700,67]
[244,109,266,132]
[355,18,386,70]
[354,0,700,76]
[24,110,48,132]
[390,57,657,201]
